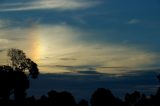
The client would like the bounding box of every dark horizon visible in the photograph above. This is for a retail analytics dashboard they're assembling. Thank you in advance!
[28,70,160,101]
[0,63,160,106]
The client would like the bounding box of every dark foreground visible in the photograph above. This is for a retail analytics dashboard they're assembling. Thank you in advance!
[1,65,160,106]
[1,87,160,106]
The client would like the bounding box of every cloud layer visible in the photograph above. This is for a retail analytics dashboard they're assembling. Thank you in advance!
[0,19,159,75]
[0,0,100,12]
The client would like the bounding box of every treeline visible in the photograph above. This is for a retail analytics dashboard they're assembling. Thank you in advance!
[1,86,160,106]
[1,66,160,106]
[0,64,160,106]
[0,66,160,106]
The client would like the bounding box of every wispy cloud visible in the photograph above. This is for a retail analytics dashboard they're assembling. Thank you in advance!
[127,19,141,24]
[0,38,11,44]
[0,19,10,28]
[0,0,100,12]
[60,58,77,61]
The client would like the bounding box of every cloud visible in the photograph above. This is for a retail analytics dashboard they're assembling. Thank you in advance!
[0,0,100,12]
[127,19,141,24]
[0,38,11,44]
[75,70,101,75]
[0,49,6,53]
[0,19,10,28]
[60,58,77,61]
[0,23,158,75]
[40,64,107,75]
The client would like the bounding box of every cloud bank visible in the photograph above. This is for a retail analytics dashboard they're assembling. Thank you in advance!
[0,20,159,75]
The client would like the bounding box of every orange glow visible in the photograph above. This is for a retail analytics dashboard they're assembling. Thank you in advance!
[28,25,41,62]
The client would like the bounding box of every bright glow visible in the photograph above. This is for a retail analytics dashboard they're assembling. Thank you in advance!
[27,25,42,62]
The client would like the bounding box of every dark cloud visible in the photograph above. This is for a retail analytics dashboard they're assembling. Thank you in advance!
[75,70,101,75]
[99,66,129,69]
[60,58,77,61]
[55,65,74,68]
[40,65,73,69]
[40,64,100,74]
[56,65,98,72]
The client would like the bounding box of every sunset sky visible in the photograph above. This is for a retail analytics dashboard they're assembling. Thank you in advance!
[0,0,160,75]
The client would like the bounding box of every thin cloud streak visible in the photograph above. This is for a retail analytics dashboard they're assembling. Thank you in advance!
[0,0,100,12]
[127,19,141,24]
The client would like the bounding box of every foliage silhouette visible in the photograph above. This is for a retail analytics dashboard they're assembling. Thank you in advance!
[0,65,29,101]
[125,91,141,106]
[52,91,76,106]
[7,48,39,79]
[157,74,160,82]
[0,75,160,106]
[78,99,89,106]
[0,48,39,102]
[90,88,124,106]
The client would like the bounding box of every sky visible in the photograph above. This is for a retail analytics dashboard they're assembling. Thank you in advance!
[0,0,160,76]
[28,71,160,100]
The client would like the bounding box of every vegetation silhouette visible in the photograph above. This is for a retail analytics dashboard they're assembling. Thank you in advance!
[0,48,39,104]
[7,48,39,79]
[0,48,160,106]
[77,99,88,106]
[90,88,124,106]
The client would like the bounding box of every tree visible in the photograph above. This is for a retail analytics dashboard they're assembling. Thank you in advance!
[90,88,123,106]
[0,48,39,101]
[125,91,141,106]
[157,74,160,82]
[0,66,29,101]
[7,48,39,79]
[77,99,88,106]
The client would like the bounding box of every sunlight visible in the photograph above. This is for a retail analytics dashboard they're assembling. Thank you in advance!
[28,26,43,62]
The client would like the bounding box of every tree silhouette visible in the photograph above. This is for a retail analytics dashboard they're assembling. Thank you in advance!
[0,48,39,102]
[157,74,160,82]
[0,66,14,100]
[7,48,39,79]
[78,99,88,106]
[54,91,76,106]
[125,91,141,106]
[90,88,123,106]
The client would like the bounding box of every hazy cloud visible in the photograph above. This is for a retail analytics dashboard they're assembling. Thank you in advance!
[0,23,158,75]
[127,19,141,24]
[0,0,100,12]
[0,38,11,44]
[0,19,10,28]
[60,58,77,61]
[0,49,6,53]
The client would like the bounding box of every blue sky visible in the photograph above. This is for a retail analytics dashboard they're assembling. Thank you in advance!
[0,0,160,75]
